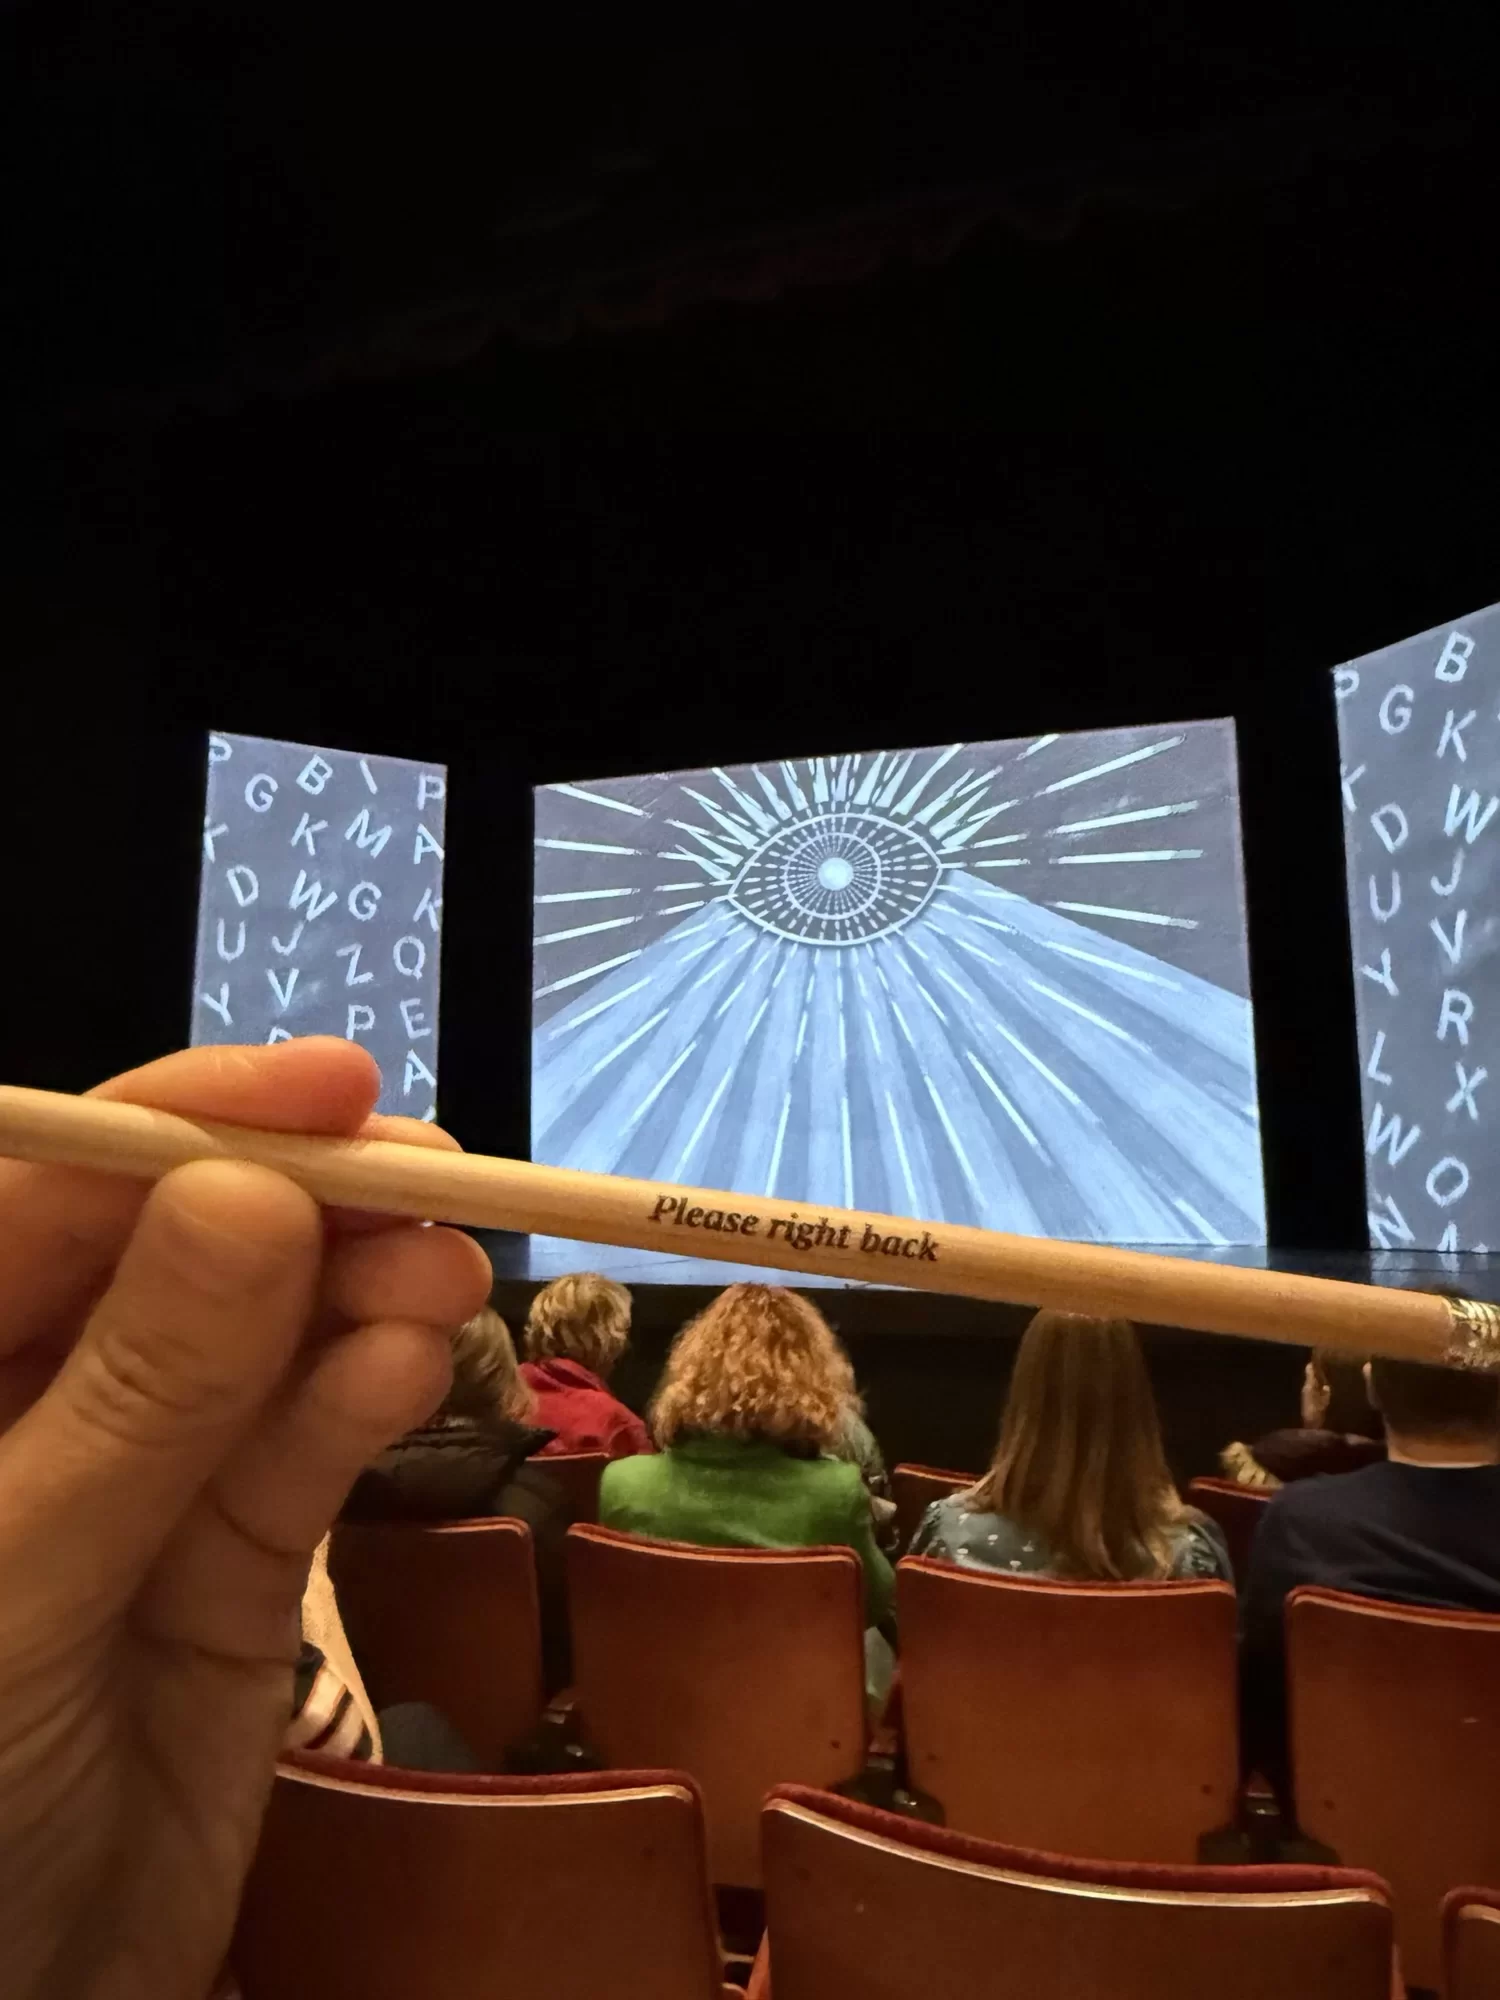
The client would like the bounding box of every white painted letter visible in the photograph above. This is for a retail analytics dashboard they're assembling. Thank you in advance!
[215,918,246,962]
[1432,848,1464,897]
[1361,949,1398,997]
[346,1004,375,1040]
[1366,1030,1393,1085]
[336,942,374,986]
[418,771,446,808]
[413,823,445,864]
[1369,872,1401,922]
[1447,1063,1488,1120]
[1333,667,1360,701]
[289,870,338,922]
[347,880,381,921]
[345,808,392,858]
[200,983,232,1026]
[1340,762,1366,815]
[266,966,299,1011]
[1430,908,1468,967]
[399,997,431,1039]
[1370,803,1409,854]
[245,772,277,812]
[1438,988,1473,1046]
[203,818,228,862]
[413,886,442,932]
[226,864,259,908]
[1378,685,1413,734]
[1435,630,1474,682]
[1367,1102,1421,1167]
[393,934,426,978]
[403,1049,438,1096]
[291,812,327,855]
[297,753,334,795]
[1438,708,1476,761]
[1444,784,1500,845]
[1426,1156,1470,1207]
[209,733,233,763]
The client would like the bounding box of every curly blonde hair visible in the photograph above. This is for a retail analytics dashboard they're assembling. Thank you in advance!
[523,1273,632,1379]
[445,1308,534,1429]
[651,1284,854,1450]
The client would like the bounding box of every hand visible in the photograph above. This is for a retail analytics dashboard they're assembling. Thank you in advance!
[1300,1359,1330,1430]
[0,1041,492,2000]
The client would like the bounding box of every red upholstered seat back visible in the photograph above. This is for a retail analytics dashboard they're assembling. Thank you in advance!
[898,1556,1238,1859]
[536,1449,609,1522]
[1289,1585,1500,1990]
[1444,1886,1500,2000]
[567,1524,867,1886]
[328,1517,543,1768]
[890,1462,975,1553]
[1186,1476,1272,1581]
[233,1760,729,2000]
[754,1785,1395,2000]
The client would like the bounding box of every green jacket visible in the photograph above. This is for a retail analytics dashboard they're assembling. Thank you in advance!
[600,1433,895,1626]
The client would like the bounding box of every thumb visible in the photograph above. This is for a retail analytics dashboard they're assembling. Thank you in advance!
[0,1160,323,1630]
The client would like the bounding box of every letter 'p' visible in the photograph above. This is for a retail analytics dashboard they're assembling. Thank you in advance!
[650,1196,680,1224]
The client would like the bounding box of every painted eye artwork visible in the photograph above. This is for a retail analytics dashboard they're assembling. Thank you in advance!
[532,724,1265,1247]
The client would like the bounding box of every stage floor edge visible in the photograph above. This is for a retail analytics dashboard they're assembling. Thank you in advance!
[475,1231,1500,1301]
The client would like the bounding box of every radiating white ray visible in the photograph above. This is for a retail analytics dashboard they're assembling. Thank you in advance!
[667,819,742,864]
[535,887,639,903]
[886,1090,921,1211]
[546,975,653,1035]
[536,914,642,945]
[766,1090,793,1195]
[673,1062,735,1179]
[971,858,1031,869]
[924,1075,986,1205]
[1052,900,1197,929]
[583,1008,671,1081]
[1052,849,1204,865]
[891,1001,919,1052]
[655,881,709,891]
[683,788,758,847]
[969,831,1027,848]
[876,752,916,808]
[895,743,962,817]
[547,784,647,816]
[753,766,794,820]
[1037,735,1184,795]
[1049,801,1200,836]
[533,948,643,998]
[1041,940,1181,988]
[1174,1196,1227,1245]
[913,767,980,827]
[658,900,710,914]
[966,1051,1041,1149]
[714,976,749,1019]
[536,837,642,856]
[992,1019,1087,1109]
[625,1038,698,1127]
[714,768,777,833]
[1020,733,1060,757]
[841,1097,854,1206]
[938,800,1018,847]
[1027,978,1149,1051]
[780,761,810,812]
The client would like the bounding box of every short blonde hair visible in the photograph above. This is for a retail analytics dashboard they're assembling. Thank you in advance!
[523,1273,632,1378]
[651,1284,854,1450]
[446,1308,534,1428]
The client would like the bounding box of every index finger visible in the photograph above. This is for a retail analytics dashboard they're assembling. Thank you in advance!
[0,1040,383,1360]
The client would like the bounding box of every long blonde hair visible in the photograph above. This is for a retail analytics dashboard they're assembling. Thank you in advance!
[652,1284,854,1451]
[445,1308,534,1428]
[968,1311,1191,1580]
[524,1273,632,1379]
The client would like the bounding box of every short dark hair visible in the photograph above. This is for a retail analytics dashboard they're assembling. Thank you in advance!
[1310,1348,1384,1440]
[1368,1356,1500,1436]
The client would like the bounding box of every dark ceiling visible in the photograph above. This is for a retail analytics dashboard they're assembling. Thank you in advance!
[7,17,1492,415]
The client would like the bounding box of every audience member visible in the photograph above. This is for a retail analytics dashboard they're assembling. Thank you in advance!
[342,1306,575,1690]
[1220,1347,1385,1487]
[0,1039,491,2000]
[520,1272,653,1459]
[600,1283,894,1624]
[911,1310,1231,1580]
[1241,1351,1500,1808]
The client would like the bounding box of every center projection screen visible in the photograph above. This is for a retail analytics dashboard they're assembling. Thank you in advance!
[532,724,1266,1247]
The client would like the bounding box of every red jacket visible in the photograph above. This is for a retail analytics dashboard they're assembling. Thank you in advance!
[520,1358,653,1460]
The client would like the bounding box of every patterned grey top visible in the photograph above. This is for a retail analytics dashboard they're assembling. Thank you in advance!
[910,1493,1233,1583]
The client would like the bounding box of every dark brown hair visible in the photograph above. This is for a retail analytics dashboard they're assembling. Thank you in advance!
[1368,1356,1500,1438]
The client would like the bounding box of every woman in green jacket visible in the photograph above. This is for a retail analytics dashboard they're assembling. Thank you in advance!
[600,1283,894,1626]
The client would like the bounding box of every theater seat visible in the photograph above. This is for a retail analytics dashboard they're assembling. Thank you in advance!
[1288,1586,1500,1991]
[890,1462,975,1553]
[1443,1886,1500,2000]
[898,1556,1238,1859]
[328,1517,543,1768]
[745,1785,1396,2000]
[233,1758,741,1999]
[1186,1476,1271,1581]
[567,1525,867,1885]
[536,1448,609,1523]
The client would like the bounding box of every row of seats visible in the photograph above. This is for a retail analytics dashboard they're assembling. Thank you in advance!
[329,1512,1500,1987]
[232,1762,1500,1998]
